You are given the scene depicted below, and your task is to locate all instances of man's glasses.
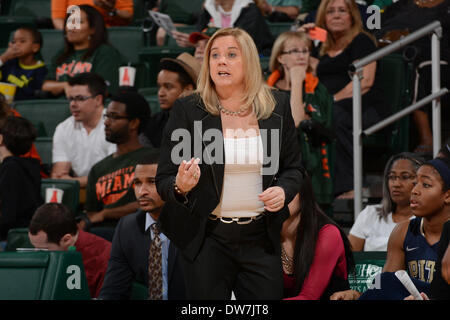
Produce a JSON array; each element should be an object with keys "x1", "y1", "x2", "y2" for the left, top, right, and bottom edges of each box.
[
  {"x1": 281, "y1": 48, "x2": 309, "y2": 56},
  {"x1": 103, "y1": 113, "x2": 131, "y2": 120},
  {"x1": 387, "y1": 174, "x2": 416, "y2": 182},
  {"x1": 67, "y1": 95, "x2": 95, "y2": 102}
]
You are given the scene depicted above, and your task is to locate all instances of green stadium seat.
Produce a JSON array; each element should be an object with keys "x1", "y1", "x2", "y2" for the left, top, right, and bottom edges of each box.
[
  {"x1": 13, "y1": 99, "x2": 71, "y2": 137},
  {"x1": 349, "y1": 251, "x2": 386, "y2": 293},
  {"x1": 159, "y1": 0, "x2": 204, "y2": 25},
  {"x1": 7, "y1": 0, "x2": 51, "y2": 19},
  {"x1": 38, "y1": 29, "x2": 64, "y2": 66},
  {"x1": 34, "y1": 137, "x2": 52, "y2": 167},
  {"x1": 138, "y1": 86, "x2": 158, "y2": 96},
  {"x1": 266, "y1": 22, "x2": 292, "y2": 38},
  {"x1": 108, "y1": 27, "x2": 146, "y2": 64},
  {"x1": 41, "y1": 179, "x2": 81, "y2": 216},
  {"x1": 0, "y1": 251, "x2": 91, "y2": 300},
  {"x1": 363, "y1": 53, "x2": 413, "y2": 161},
  {"x1": 138, "y1": 46, "x2": 193, "y2": 87},
  {"x1": 5, "y1": 228, "x2": 33, "y2": 252}
]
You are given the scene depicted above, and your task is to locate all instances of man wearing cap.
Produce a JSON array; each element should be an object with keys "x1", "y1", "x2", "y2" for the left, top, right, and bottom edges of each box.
[
  {"x1": 189, "y1": 31, "x2": 211, "y2": 61},
  {"x1": 143, "y1": 52, "x2": 201, "y2": 148},
  {"x1": 80, "y1": 90, "x2": 156, "y2": 241}
]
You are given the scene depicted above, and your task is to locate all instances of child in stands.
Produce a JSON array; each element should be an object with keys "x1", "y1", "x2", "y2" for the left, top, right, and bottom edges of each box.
[{"x1": 0, "y1": 27, "x2": 47, "y2": 100}]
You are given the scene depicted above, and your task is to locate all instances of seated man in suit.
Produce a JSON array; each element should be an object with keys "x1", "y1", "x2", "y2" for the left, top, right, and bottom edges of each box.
[{"x1": 99, "y1": 152, "x2": 185, "y2": 300}]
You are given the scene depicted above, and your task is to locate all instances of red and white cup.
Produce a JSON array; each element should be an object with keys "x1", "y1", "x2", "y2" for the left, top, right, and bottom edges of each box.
[
  {"x1": 119, "y1": 66, "x2": 136, "y2": 87},
  {"x1": 45, "y1": 187, "x2": 64, "y2": 203}
]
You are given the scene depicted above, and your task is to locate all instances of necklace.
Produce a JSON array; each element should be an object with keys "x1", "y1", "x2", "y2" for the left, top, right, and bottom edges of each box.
[
  {"x1": 218, "y1": 104, "x2": 251, "y2": 116},
  {"x1": 281, "y1": 245, "x2": 294, "y2": 275}
]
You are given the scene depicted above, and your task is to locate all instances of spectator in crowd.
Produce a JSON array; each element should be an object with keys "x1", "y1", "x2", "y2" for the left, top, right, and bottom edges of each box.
[
  {"x1": 143, "y1": 52, "x2": 201, "y2": 148},
  {"x1": 372, "y1": 0, "x2": 450, "y2": 156},
  {"x1": 99, "y1": 154, "x2": 185, "y2": 300},
  {"x1": 188, "y1": 29, "x2": 215, "y2": 61},
  {"x1": 0, "y1": 116, "x2": 42, "y2": 246},
  {"x1": 255, "y1": 0, "x2": 301, "y2": 21},
  {"x1": 81, "y1": 90, "x2": 155, "y2": 242},
  {"x1": 172, "y1": 0, "x2": 274, "y2": 56},
  {"x1": 332, "y1": 157, "x2": 450, "y2": 300},
  {"x1": 349, "y1": 152, "x2": 425, "y2": 251},
  {"x1": 0, "y1": 27, "x2": 47, "y2": 100},
  {"x1": 43, "y1": 5, "x2": 123, "y2": 97},
  {"x1": 51, "y1": 0, "x2": 134, "y2": 29},
  {"x1": 267, "y1": 30, "x2": 334, "y2": 208},
  {"x1": 0, "y1": 93, "x2": 46, "y2": 177},
  {"x1": 156, "y1": 27, "x2": 302, "y2": 299},
  {"x1": 299, "y1": 0, "x2": 386, "y2": 199},
  {"x1": 28, "y1": 203, "x2": 111, "y2": 298},
  {"x1": 282, "y1": 168, "x2": 355, "y2": 299},
  {"x1": 51, "y1": 73, "x2": 116, "y2": 188}
]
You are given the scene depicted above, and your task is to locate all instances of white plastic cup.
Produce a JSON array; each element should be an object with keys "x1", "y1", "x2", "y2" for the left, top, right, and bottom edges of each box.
[
  {"x1": 45, "y1": 187, "x2": 64, "y2": 203},
  {"x1": 119, "y1": 66, "x2": 136, "y2": 87}
]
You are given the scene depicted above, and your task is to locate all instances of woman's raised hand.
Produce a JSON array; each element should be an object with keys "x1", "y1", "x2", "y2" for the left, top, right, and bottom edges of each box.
[{"x1": 175, "y1": 157, "x2": 201, "y2": 194}]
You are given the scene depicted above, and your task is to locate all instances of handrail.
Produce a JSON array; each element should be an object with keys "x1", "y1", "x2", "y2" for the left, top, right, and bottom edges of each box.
[{"x1": 349, "y1": 21, "x2": 447, "y2": 219}]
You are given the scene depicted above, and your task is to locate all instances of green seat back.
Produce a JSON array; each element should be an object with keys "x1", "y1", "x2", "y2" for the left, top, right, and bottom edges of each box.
[
  {"x1": 34, "y1": 137, "x2": 52, "y2": 167},
  {"x1": 138, "y1": 88, "x2": 160, "y2": 114},
  {"x1": 41, "y1": 179, "x2": 80, "y2": 215},
  {"x1": 0, "y1": 251, "x2": 91, "y2": 300},
  {"x1": 349, "y1": 251, "x2": 386, "y2": 293},
  {"x1": 13, "y1": 99, "x2": 71, "y2": 137},
  {"x1": 7, "y1": 0, "x2": 51, "y2": 19},
  {"x1": 363, "y1": 54, "x2": 413, "y2": 155},
  {"x1": 138, "y1": 46, "x2": 193, "y2": 87},
  {"x1": 132, "y1": 0, "x2": 147, "y2": 23},
  {"x1": 0, "y1": 16, "x2": 36, "y2": 48},
  {"x1": 38, "y1": 29, "x2": 64, "y2": 66},
  {"x1": 108, "y1": 27, "x2": 146, "y2": 64},
  {"x1": 266, "y1": 22, "x2": 291, "y2": 38},
  {"x1": 5, "y1": 228, "x2": 33, "y2": 252},
  {"x1": 159, "y1": 0, "x2": 204, "y2": 25}
]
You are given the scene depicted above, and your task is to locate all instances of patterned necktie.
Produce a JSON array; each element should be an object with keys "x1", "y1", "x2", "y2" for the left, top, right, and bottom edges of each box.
[{"x1": 148, "y1": 223, "x2": 163, "y2": 300}]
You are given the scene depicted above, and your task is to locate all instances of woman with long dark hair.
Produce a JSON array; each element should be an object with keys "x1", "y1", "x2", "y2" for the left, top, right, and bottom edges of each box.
[
  {"x1": 42, "y1": 5, "x2": 123, "y2": 97},
  {"x1": 281, "y1": 168, "x2": 355, "y2": 299}
]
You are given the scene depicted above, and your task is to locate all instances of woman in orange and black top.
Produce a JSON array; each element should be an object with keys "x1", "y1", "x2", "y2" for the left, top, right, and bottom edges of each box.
[{"x1": 267, "y1": 30, "x2": 335, "y2": 208}]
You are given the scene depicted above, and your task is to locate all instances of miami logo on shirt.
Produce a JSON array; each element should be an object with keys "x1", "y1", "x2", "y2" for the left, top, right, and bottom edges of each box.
[
  {"x1": 56, "y1": 60, "x2": 92, "y2": 80},
  {"x1": 96, "y1": 166, "x2": 135, "y2": 205}
]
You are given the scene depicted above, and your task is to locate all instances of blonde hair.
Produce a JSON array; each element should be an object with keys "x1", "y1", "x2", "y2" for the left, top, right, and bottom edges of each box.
[
  {"x1": 316, "y1": 0, "x2": 375, "y2": 56},
  {"x1": 196, "y1": 27, "x2": 275, "y2": 120},
  {"x1": 269, "y1": 30, "x2": 313, "y2": 77}
]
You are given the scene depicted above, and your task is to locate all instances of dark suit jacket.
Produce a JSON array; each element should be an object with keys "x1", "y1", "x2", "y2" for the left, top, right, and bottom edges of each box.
[
  {"x1": 156, "y1": 91, "x2": 303, "y2": 261},
  {"x1": 98, "y1": 210, "x2": 185, "y2": 300}
]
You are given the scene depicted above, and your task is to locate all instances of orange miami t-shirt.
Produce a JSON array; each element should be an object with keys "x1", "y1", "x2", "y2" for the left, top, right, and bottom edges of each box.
[{"x1": 85, "y1": 147, "x2": 156, "y2": 223}]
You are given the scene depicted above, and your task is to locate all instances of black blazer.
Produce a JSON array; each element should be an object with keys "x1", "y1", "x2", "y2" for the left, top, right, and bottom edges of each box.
[
  {"x1": 98, "y1": 210, "x2": 185, "y2": 300},
  {"x1": 156, "y1": 91, "x2": 303, "y2": 261}
]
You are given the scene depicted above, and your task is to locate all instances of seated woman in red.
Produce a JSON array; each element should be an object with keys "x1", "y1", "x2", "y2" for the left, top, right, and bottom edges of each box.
[{"x1": 281, "y1": 168, "x2": 355, "y2": 300}]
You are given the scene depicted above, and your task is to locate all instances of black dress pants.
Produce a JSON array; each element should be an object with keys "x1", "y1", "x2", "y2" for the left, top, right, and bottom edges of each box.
[{"x1": 180, "y1": 218, "x2": 283, "y2": 300}]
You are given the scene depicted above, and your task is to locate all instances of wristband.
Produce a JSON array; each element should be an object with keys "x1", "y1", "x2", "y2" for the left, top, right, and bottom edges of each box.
[
  {"x1": 75, "y1": 214, "x2": 92, "y2": 231},
  {"x1": 173, "y1": 179, "x2": 189, "y2": 204},
  {"x1": 0, "y1": 58, "x2": 3, "y2": 67}
]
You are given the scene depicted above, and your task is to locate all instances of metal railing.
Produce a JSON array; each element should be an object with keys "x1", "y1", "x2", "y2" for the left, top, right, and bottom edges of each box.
[{"x1": 350, "y1": 20, "x2": 449, "y2": 218}]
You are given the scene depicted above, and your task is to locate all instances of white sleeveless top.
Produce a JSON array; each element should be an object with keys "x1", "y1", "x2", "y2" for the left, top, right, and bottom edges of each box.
[{"x1": 212, "y1": 136, "x2": 265, "y2": 218}]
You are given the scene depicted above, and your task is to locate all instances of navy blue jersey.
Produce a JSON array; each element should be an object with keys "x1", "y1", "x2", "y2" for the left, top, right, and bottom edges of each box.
[
  {"x1": 0, "y1": 58, "x2": 47, "y2": 100},
  {"x1": 403, "y1": 217, "x2": 439, "y2": 283}
]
